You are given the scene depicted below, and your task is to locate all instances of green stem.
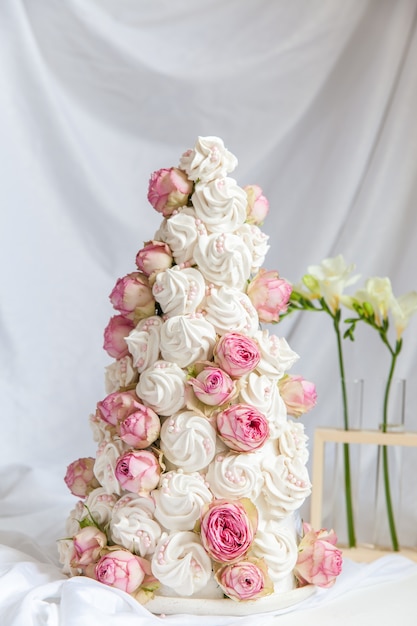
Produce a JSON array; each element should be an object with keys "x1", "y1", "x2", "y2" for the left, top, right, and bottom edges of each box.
[
  {"x1": 381, "y1": 350, "x2": 400, "y2": 551},
  {"x1": 334, "y1": 315, "x2": 356, "y2": 548}
]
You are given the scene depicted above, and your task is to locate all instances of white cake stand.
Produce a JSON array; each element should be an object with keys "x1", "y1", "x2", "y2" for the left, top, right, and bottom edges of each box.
[{"x1": 146, "y1": 585, "x2": 315, "y2": 616}]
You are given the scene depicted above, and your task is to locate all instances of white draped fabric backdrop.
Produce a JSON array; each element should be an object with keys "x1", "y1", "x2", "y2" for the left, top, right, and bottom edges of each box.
[{"x1": 1, "y1": 0, "x2": 417, "y2": 623}]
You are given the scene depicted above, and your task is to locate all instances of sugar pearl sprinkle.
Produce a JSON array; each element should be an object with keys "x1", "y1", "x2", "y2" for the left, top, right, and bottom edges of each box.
[
  {"x1": 215, "y1": 233, "x2": 225, "y2": 254},
  {"x1": 194, "y1": 218, "x2": 206, "y2": 236},
  {"x1": 287, "y1": 472, "x2": 307, "y2": 489}
]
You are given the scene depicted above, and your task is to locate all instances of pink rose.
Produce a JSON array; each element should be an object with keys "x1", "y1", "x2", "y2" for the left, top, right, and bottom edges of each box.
[
  {"x1": 247, "y1": 269, "x2": 292, "y2": 323},
  {"x1": 278, "y1": 375, "x2": 317, "y2": 417},
  {"x1": 115, "y1": 450, "x2": 161, "y2": 495},
  {"x1": 199, "y1": 498, "x2": 258, "y2": 563},
  {"x1": 64, "y1": 457, "x2": 100, "y2": 498},
  {"x1": 96, "y1": 391, "x2": 139, "y2": 426},
  {"x1": 214, "y1": 333, "x2": 260, "y2": 378},
  {"x1": 119, "y1": 405, "x2": 161, "y2": 448},
  {"x1": 72, "y1": 526, "x2": 107, "y2": 568},
  {"x1": 244, "y1": 185, "x2": 269, "y2": 225},
  {"x1": 103, "y1": 315, "x2": 135, "y2": 360},
  {"x1": 295, "y1": 523, "x2": 342, "y2": 588},
  {"x1": 216, "y1": 404, "x2": 269, "y2": 452},
  {"x1": 135, "y1": 241, "x2": 173, "y2": 281},
  {"x1": 95, "y1": 549, "x2": 151, "y2": 594},
  {"x1": 109, "y1": 272, "x2": 155, "y2": 321},
  {"x1": 187, "y1": 366, "x2": 236, "y2": 406},
  {"x1": 215, "y1": 557, "x2": 273, "y2": 601},
  {"x1": 147, "y1": 167, "x2": 193, "y2": 217}
]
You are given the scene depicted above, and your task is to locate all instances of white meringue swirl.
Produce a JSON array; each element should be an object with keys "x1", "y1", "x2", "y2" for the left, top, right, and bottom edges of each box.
[
  {"x1": 153, "y1": 266, "x2": 206, "y2": 318},
  {"x1": 160, "y1": 411, "x2": 217, "y2": 472},
  {"x1": 155, "y1": 207, "x2": 206, "y2": 267},
  {"x1": 160, "y1": 314, "x2": 216, "y2": 368},
  {"x1": 152, "y1": 531, "x2": 213, "y2": 596},
  {"x1": 136, "y1": 360, "x2": 186, "y2": 416},
  {"x1": 254, "y1": 330, "x2": 300, "y2": 379},
  {"x1": 202, "y1": 285, "x2": 259, "y2": 336},
  {"x1": 239, "y1": 371, "x2": 287, "y2": 439},
  {"x1": 205, "y1": 451, "x2": 263, "y2": 500},
  {"x1": 278, "y1": 420, "x2": 309, "y2": 464},
  {"x1": 261, "y1": 454, "x2": 311, "y2": 519},
  {"x1": 193, "y1": 232, "x2": 252, "y2": 290},
  {"x1": 236, "y1": 223, "x2": 270, "y2": 274},
  {"x1": 110, "y1": 493, "x2": 162, "y2": 557},
  {"x1": 126, "y1": 316, "x2": 163, "y2": 373},
  {"x1": 191, "y1": 178, "x2": 247, "y2": 233},
  {"x1": 179, "y1": 136, "x2": 238, "y2": 183},
  {"x1": 152, "y1": 470, "x2": 213, "y2": 531}
]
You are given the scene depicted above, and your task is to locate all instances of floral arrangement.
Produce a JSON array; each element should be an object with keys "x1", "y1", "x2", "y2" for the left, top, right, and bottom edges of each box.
[
  {"x1": 59, "y1": 136, "x2": 342, "y2": 604},
  {"x1": 286, "y1": 255, "x2": 417, "y2": 550}
]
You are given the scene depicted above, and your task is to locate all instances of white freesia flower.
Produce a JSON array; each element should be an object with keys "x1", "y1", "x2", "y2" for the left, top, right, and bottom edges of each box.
[
  {"x1": 391, "y1": 291, "x2": 417, "y2": 338},
  {"x1": 305, "y1": 254, "x2": 360, "y2": 314},
  {"x1": 351, "y1": 276, "x2": 394, "y2": 326}
]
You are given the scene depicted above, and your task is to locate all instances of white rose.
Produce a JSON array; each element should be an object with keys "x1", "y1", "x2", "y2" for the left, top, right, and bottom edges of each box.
[
  {"x1": 261, "y1": 455, "x2": 311, "y2": 519},
  {"x1": 254, "y1": 329, "x2": 299, "y2": 379},
  {"x1": 191, "y1": 178, "x2": 247, "y2": 233},
  {"x1": 178, "y1": 136, "x2": 238, "y2": 183},
  {"x1": 160, "y1": 411, "x2": 217, "y2": 472},
  {"x1": 152, "y1": 470, "x2": 213, "y2": 531},
  {"x1": 239, "y1": 371, "x2": 287, "y2": 439},
  {"x1": 205, "y1": 451, "x2": 263, "y2": 500},
  {"x1": 236, "y1": 223, "x2": 270, "y2": 274},
  {"x1": 104, "y1": 356, "x2": 138, "y2": 394},
  {"x1": 152, "y1": 266, "x2": 206, "y2": 318},
  {"x1": 193, "y1": 232, "x2": 252, "y2": 290},
  {"x1": 110, "y1": 493, "x2": 162, "y2": 557},
  {"x1": 160, "y1": 314, "x2": 216, "y2": 368},
  {"x1": 136, "y1": 360, "x2": 186, "y2": 417},
  {"x1": 203, "y1": 285, "x2": 259, "y2": 336},
  {"x1": 155, "y1": 207, "x2": 206, "y2": 267},
  {"x1": 93, "y1": 440, "x2": 128, "y2": 496},
  {"x1": 126, "y1": 315, "x2": 163, "y2": 373}
]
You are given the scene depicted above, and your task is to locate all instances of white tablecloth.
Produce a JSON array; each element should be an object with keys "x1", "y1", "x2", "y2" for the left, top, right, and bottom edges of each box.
[{"x1": 1, "y1": 466, "x2": 417, "y2": 626}]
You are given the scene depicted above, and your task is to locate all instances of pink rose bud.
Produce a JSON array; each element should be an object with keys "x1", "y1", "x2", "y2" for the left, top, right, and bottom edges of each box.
[
  {"x1": 94, "y1": 549, "x2": 151, "y2": 594},
  {"x1": 109, "y1": 272, "x2": 155, "y2": 321},
  {"x1": 103, "y1": 315, "x2": 135, "y2": 360},
  {"x1": 119, "y1": 405, "x2": 161, "y2": 448},
  {"x1": 187, "y1": 366, "x2": 236, "y2": 406},
  {"x1": 147, "y1": 167, "x2": 193, "y2": 217},
  {"x1": 215, "y1": 557, "x2": 274, "y2": 601},
  {"x1": 295, "y1": 522, "x2": 342, "y2": 588},
  {"x1": 96, "y1": 391, "x2": 139, "y2": 426},
  {"x1": 115, "y1": 450, "x2": 161, "y2": 495},
  {"x1": 278, "y1": 375, "x2": 317, "y2": 417},
  {"x1": 244, "y1": 184, "x2": 269, "y2": 225},
  {"x1": 247, "y1": 269, "x2": 292, "y2": 323},
  {"x1": 64, "y1": 457, "x2": 100, "y2": 498},
  {"x1": 135, "y1": 240, "x2": 173, "y2": 281},
  {"x1": 214, "y1": 333, "x2": 260, "y2": 378},
  {"x1": 200, "y1": 498, "x2": 258, "y2": 563},
  {"x1": 71, "y1": 526, "x2": 107, "y2": 568},
  {"x1": 216, "y1": 404, "x2": 269, "y2": 452}
]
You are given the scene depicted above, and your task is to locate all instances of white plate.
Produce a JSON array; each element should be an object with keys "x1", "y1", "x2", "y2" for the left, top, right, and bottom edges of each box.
[{"x1": 146, "y1": 585, "x2": 316, "y2": 616}]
